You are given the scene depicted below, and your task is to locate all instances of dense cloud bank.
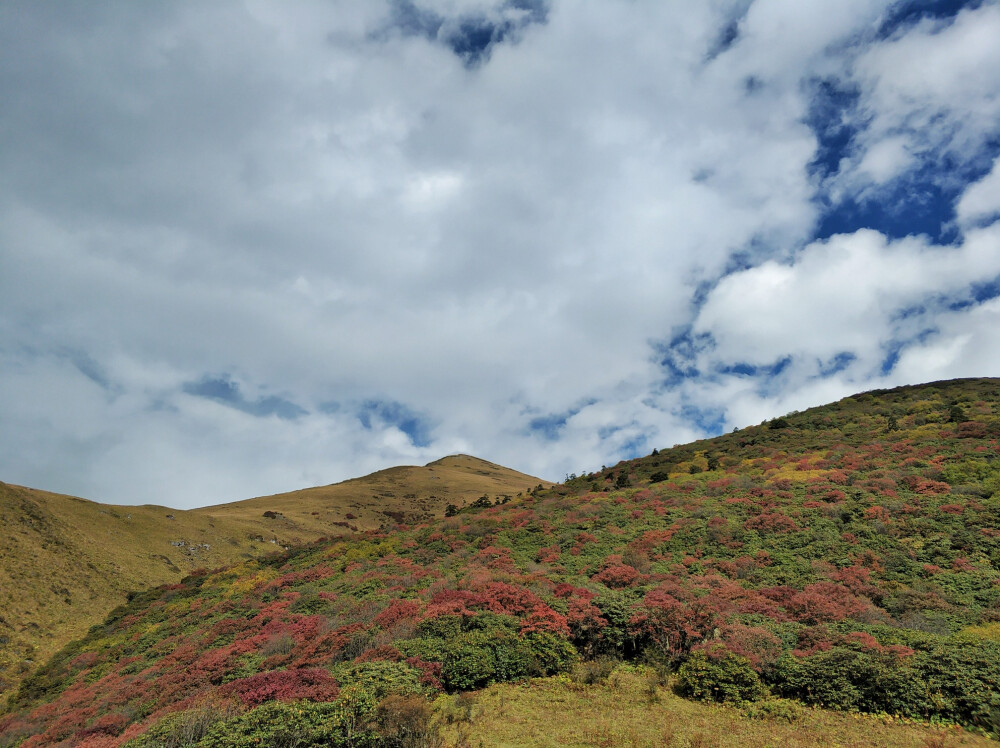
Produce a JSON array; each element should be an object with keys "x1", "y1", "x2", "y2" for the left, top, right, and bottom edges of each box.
[{"x1": 1, "y1": 0, "x2": 998, "y2": 507}]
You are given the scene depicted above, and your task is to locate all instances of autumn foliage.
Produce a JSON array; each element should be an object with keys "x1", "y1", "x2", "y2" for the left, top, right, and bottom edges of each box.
[{"x1": 4, "y1": 378, "x2": 1000, "y2": 744}]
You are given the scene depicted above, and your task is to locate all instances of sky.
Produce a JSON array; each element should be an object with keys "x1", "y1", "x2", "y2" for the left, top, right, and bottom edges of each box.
[{"x1": 2, "y1": 0, "x2": 1000, "y2": 509}]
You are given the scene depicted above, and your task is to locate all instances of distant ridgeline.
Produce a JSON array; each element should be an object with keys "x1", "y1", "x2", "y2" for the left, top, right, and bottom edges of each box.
[{"x1": 2, "y1": 378, "x2": 999, "y2": 745}]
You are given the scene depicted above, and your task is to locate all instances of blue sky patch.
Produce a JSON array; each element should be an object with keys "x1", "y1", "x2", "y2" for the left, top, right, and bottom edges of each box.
[
  {"x1": 64, "y1": 350, "x2": 114, "y2": 392},
  {"x1": 183, "y1": 375, "x2": 307, "y2": 420},
  {"x1": 528, "y1": 398, "x2": 596, "y2": 441},
  {"x1": 876, "y1": 0, "x2": 985, "y2": 40},
  {"x1": 679, "y1": 403, "x2": 727, "y2": 436},
  {"x1": 653, "y1": 327, "x2": 714, "y2": 388},
  {"x1": 618, "y1": 434, "x2": 648, "y2": 460},
  {"x1": 357, "y1": 398, "x2": 433, "y2": 447},
  {"x1": 815, "y1": 166, "x2": 963, "y2": 244},
  {"x1": 818, "y1": 351, "x2": 857, "y2": 377},
  {"x1": 383, "y1": 0, "x2": 548, "y2": 67},
  {"x1": 971, "y1": 275, "x2": 1000, "y2": 304},
  {"x1": 717, "y1": 355, "x2": 791, "y2": 379},
  {"x1": 805, "y1": 78, "x2": 862, "y2": 181},
  {"x1": 879, "y1": 327, "x2": 939, "y2": 375}
]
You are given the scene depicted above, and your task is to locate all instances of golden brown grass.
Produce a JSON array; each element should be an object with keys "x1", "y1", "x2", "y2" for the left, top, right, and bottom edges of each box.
[
  {"x1": 433, "y1": 668, "x2": 994, "y2": 748},
  {"x1": 195, "y1": 454, "x2": 546, "y2": 538},
  {"x1": 0, "y1": 455, "x2": 546, "y2": 701}
]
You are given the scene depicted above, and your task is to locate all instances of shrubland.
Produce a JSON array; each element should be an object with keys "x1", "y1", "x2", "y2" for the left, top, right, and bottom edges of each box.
[{"x1": 1, "y1": 378, "x2": 999, "y2": 746}]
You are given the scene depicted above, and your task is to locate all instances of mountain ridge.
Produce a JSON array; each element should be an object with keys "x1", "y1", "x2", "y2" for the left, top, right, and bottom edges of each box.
[
  {"x1": 3, "y1": 378, "x2": 1000, "y2": 745},
  {"x1": 0, "y1": 455, "x2": 547, "y2": 700}
]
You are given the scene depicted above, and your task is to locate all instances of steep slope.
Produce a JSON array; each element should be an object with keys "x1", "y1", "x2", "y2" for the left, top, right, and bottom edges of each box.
[
  {"x1": 0, "y1": 456, "x2": 546, "y2": 700},
  {"x1": 2, "y1": 379, "x2": 999, "y2": 746}
]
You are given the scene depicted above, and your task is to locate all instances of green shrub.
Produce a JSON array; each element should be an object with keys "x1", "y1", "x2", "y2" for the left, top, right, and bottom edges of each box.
[
  {"x1": 770, "y1": 648, "x2": 920, "y2": 715},
  {"x1": 331, "y1": 661, "x2": 425, "y2": 700},
  {"x1": 676, "y1": 649, "x2": 768, "y2": 705},
  {"x1": 523, "y1": 631, "x2": 577, "y2": 675},
  {"x1": 124, "y1": 702, "x2": 237, "y2": 748},
  {"x1": 571, "y1": 656, "x2": 619, "y2": 685},
  {"x1": 441, "y1": 630, "x2": 506, "y2": 690},
  {"x1": 196, "y1": 696, "x2": 378, "y2": 748},
  {"x1": 440, "y1": 628, "x2": 575, "y2": 691},
  {"x1": 915, "y1": 638, "x2": 1000, "y2": 733}
]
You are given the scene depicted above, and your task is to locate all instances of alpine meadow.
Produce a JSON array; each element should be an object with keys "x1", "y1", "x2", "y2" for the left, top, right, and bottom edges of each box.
[
  {"x1": 3, "y1": 1, "x2": 1000, "y2": 746},
  {"x1": 2, "y1": 379, "x2": 1000, "y2": 746}
]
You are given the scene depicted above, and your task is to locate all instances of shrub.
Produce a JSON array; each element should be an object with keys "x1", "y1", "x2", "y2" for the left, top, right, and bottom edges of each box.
[
  {"x1": 124, "y1": 701, "x2": 238, "y2": 748},
  {"x1": 222, "y1": 667, "x2": 339, "y2": 707},
  {"x1": 676, "y1": 649, "x2": 768, "y2": 704},
  {"x1": 915, "y1": 638, "x2": 1000, "y2": 732},
  {"x1": 571, "y1": 657, "x2": 619, "y2": 685},
  {"x1": 770, "y1": 648, "x2": 920, "y2": 715},
  {"x1": 331, "y1": 660, "x2": 425, "y2": 701},
  {"x1": 523, "y1": 631, "x2": 577, "y2": 676},
  {"x1": 196, "y1": 699, "x2": 376, "y2": 748},
  {"x1": 374, "y1": 694, "x2": 434, "y2": 748}
]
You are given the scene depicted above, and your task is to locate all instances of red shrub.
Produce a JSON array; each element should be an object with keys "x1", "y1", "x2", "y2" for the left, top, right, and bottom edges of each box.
[
  {"x1": 952, "y1": 556, "x2": 974, "y2": 572},
  {"x1": 865, "y1": 506, "x2": 891, "y2": 523},
  {"x1": 957, "y1": 421, "x2": 987, "y2": 438},
  {"x1": 901, "y1": 476, "x2": 950, "y2": 494},
  {"x1": 223, "y1": 668, "x2": 339, "y2": 707},
  {"x1": 479, "y1": 582, "x2": 543, "y2": 616},
  {"x1": 374, "y1": 600, "x2": 420, "y2": 629},
  {"x1": 295, "y1": 622, "x2": 366, "y2": 666},
  {"x1": 405, "y1": 657, "x2": 443, "y2": 691},
  {"x1": 827, "y1": 470, "x2": 849, "y2": 485},
  {"x1": 566, "y1": 597, "x2": 607, "y2": 645},
  {"x1": 629, "y1": 527, "x2": 678, "y2": 554},
  {"x1": 785, "y1": 583, "x2": 866, "y2": 624},
  {"x1": 569, "y1": 532, "x2": 598, "y2": 555},
  {"x1": 710, "y1": 624, "x2": 783, "y2": 670},
  {"x1": 630, "y1": 586, "x2": 718, "y2": 659},
  {"x1": 77, "y1": 714, "x2": 128, "y2": 738},
  {"x1": 520, "y1": 604, "x2": 570, "y2": 636},
  {"x1": 536, "y1": 545, "x2": 562, "y2": 564},
  {"x1": 792, "y1": 626, "x2": 837, "y2": 657},
  {"x1": 355, "y1": 646, "x2": 403, "y2": 663},
  {"x1": 744, "y1": 512, "x2": 798, "y2": 534},
  {"x1": 425, "y1": 589, "x2": 483, "y2": 618},
  {"x1": 592, "y1": 564, "x2": 640, "y2": 589},
  {"x1": 831, "y1": 565, "x2": 877, "y2": 597}
]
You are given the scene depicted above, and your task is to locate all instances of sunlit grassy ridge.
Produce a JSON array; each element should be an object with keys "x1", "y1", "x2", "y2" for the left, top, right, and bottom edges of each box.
[
  {"x1": 0, "y1": 456, "x2": 545, "y2": 701},
  {"x1": 1, "y1": 378, "x2": 999, "y2": 746}
]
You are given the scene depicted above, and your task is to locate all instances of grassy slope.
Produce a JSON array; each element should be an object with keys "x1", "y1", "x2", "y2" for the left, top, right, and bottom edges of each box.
[
  {"x1": 2, "y1": 378, "x2": 999, "y2": 746},
  {"x1": 442, "y1": 668, "x2": 993, "y2": 747},
  {"x1": 195, "y1": 454, "x2": 545, "y2": 539},
  {"x1": 0, "y1": 456, "x2": 546, "y2": 698}
]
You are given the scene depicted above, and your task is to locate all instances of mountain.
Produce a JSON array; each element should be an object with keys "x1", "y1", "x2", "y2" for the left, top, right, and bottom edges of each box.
[
  {"x1": 0, "y1": 456, "x2": 546, "y2": 700},
  {"x1": 2, "y1": 379, "x2": 999, "y2": 746},
  {"x1": 193, "y1": 454, "x2": 545, "y2": 537}
]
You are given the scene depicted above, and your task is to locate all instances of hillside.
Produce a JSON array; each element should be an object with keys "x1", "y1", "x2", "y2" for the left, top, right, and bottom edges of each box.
[
  {"x1": 2, "y1": 378, "x2": 999, "y2": 746},
  {"x1": 194, "y1": 454, "x2": 545, "y2": 537},
  {"x1": 0, "y1": 456, "x2": 545, "y2": 701}
]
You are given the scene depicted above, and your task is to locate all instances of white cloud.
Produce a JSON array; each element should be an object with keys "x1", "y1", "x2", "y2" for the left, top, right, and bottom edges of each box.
[
  {"x1": 838, "y1": 2, "x2": 1000, "y2": 191},
  {"x1": 1, "y1": 1, "x2": 999, "y2": 507},
  {"x1": 693, "y1": 226, "x2": 1000, "y2": 370},
  {"x1": 855, "y1": 136, "x2": 912, "y2": 183},
  {"x1": 957, "y1": 155, "x2": 1000, "y2": 227}
]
